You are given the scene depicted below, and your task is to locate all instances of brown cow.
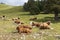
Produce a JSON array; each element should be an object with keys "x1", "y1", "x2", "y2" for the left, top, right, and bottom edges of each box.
[
  {"x1": 16, "y1": 24, "x2": 32, "y2": 34},
  {"x1": 14, "y1": 19, "x2": 24, "y2": 24},
  {"x1": 30, "y1": 21, "x2": 41, "y2": 27},
  {"x1": 23, "y1": 25, "x2": 32, "y2": 29},
  {"x1": 39, "y1": 21, "x2": 53, "y2": 29},
  {"x1": 39, "y1": 23, "x2": 51, "y2": 29},
  {"x1": 14, "y1": 20, "x2": 20, "y2": 24},
  {"x1": 12, "y1": 17, "x2": 20, "y2": 21},
  {"x1": 30, "y1": 21, "x2": 53, "y2": 29},
  {"x1": 18, "y1": 24, "x2": 32, "y2": 29},
  {"x1": 29, "y1": 17, "x2": 37, "y2": 20}
]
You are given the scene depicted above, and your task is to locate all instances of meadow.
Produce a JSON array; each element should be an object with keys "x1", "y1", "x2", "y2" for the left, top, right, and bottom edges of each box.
[{"x1": 0, "y1": 4, "x2": 60, "y2": 40}]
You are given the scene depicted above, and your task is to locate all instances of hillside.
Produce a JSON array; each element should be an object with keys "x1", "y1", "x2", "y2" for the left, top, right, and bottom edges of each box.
[
  {"x1": 0, "y1": 4, "x2": 60, "y2": 40},
  {"x1": 0, "y1": 4, "x2": 13, "y2": 10},
  {"x1": 0, "y1": 4, "x2": 23, "y2": 13}
]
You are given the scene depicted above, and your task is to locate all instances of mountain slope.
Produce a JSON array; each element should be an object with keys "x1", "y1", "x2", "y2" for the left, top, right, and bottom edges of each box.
[
  {"x1": 0, "y1": 4, "x2": 13, "y2": 10},
  {"x1": 0, "y1": 4, "x2": 23, "y2": 13}
]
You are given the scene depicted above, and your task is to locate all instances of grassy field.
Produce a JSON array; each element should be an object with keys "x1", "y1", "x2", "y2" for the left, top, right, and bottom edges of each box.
[{"x1": 0, "y1": 4, "x2": 60, "y2": 40}]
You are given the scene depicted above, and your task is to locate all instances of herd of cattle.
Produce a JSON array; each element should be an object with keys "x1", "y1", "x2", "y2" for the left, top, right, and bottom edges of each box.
[{"x1": 0, "y1": 15, "x2": 54, "y2": 34}]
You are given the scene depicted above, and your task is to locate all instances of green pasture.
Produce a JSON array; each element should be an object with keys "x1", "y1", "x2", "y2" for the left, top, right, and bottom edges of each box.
[{"x1": 0, "y1": 4, "x2": 60, "y2": 40}]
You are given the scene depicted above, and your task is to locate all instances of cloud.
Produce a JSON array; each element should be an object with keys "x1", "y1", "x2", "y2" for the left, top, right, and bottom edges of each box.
[{"x1": 0, "y1": 0, "x2": 28, "y2": 6}]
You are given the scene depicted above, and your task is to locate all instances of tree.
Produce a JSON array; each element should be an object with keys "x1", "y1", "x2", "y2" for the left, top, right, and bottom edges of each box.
[
  {"x1": 53, "y1": 7, "x2": 59, "y2": 20},
  {"x1": 42, "y1": 0, "x2": 60, "y2": 20},
  {"x1": 23, "y1": 3, "x2": 28, "y2": 11},
  {"x1": 29, "y1": 6, "x2": 40, "y2": 15},
  {"x1": 52, "y1": 6, "x2": 60, "y2": 20},
  {"x1": 23, "y1": 0, "x2": 40, "y2": 15},
  {"x1": 51, "y1": 0, "x2": 60, "y2": 20}
]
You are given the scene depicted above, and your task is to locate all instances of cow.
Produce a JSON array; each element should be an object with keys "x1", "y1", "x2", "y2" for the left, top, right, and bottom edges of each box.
[
  {"x1": 12, "y1": 17, "x2": 20, "y2": 21},
  {"x1": 13, "y1": 18, "x2": 24, "y2": 24},
  {"x1": 39, "y1": 21, "x2": 53, "y2": 29},
  {"x1": 29, "y1": 17, "x2": 37, "y2": 20},
  {"x1": 2, "y1": 15, "x2": 6, "y2": 20},
  {"x1": 30, "y1": 21, "x2": 41, "y2": 27},
  {"x1": 16, "y1": 24, "x2": 32, "y2": 34},
  {"x1": 30, "y1": 21, "x2": 53, "y2": 29},
  {"x1": 14, "y1": 20, "x2": 20, "y2": 24}
]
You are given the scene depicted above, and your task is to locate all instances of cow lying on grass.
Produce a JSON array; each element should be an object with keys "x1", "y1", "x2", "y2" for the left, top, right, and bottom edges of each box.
[
  {"x1": 39, "y1": 21, "x2": 53, "y2": 29},
  {"x1": 14, "y1": 20, "x2": 20, "y2": 24},
  {"x1": 14, "y1": 20, "x2": 24, "y2": 24},
  {"x1": 29, "y1": 17, "x2": 37, "y2": 20},
  {"x1": 30, "y1": 21, "x2": 41, "y2": 27},
  {"x1": 12, "y1": 17, "x2": 24, "y2": 24},
  {"x1": 16, "y1": 24, "x2": 32, "y2": 34},
  {"x1": 30, "y1": 21, "x2": 53, "y2": 29},
  {"x1": 0, "y1": 15, "x2": 6, "y2": 20},
  {"x1": 12, "y1": 17, "x2": 20, "y2": 21}
]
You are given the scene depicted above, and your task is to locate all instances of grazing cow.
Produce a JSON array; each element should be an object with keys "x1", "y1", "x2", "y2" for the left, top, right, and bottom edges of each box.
[
  {"x1": 16, "y1": 24, "x2": 32, "y2": 34},
  {"x1": 30, "y1": 17, "x2": 37, "y2": 20}
]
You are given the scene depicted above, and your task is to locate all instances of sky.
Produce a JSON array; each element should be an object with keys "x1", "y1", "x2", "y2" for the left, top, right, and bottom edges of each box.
[{"x1": 0, "y1": 0, "x2": 28, "y2": 6}]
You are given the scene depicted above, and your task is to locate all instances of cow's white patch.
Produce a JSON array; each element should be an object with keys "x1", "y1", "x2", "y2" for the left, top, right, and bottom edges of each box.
[{"x1": 30, "y1": 21, "x2": 33, "y2": 25}]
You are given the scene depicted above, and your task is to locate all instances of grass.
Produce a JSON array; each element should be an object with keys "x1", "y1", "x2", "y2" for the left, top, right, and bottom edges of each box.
[{"x1": 0, "y1": 4, "x2": 60, "y2": 40}]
